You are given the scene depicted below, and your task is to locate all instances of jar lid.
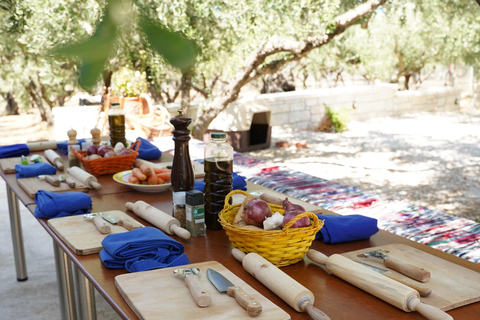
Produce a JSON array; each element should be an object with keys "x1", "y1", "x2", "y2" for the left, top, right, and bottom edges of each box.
[
  {"x1": 211, "y1": 132, "x2": 226, "y2": 139},
  {"x1": 172, "y1": 191, "x2": 186, "y2": 205}
]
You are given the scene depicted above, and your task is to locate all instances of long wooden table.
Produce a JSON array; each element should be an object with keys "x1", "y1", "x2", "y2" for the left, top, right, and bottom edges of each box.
[{"x1": 2, "y1": 152, "x2": 480, "y2": 320}]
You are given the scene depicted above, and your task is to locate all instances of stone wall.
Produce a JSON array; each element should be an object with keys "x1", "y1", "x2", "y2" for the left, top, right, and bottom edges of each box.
[{"x1": 204, "y1": 84, "x2": 462, "y2": 131}]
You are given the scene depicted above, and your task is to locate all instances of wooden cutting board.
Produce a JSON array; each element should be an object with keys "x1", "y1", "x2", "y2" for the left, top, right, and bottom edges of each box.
[
  {"x1": 341, "y1": 243, "x2": 480, "y2": 311},
  {"x1": 48, "y1": 210, "x2": 144, "y2": 255},
  {"x1": 18, "y1": 173, "x2": 88, "y2": 198},
  {"x1": 115, "y1": 261, "x2": 290, "y2": 320},
  {"x1": 0, "y1": 155, "x2": 48, "y2": 173}
]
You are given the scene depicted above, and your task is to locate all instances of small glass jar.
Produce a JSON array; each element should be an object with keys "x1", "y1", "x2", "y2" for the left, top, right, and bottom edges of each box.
[{"x1": 172, "y1": 191, "x2": 186, "y2": 228}]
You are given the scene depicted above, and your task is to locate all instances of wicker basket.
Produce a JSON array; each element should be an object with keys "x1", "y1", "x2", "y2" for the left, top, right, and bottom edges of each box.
[
  {"x1": 69, "y1": 139, "x2": 141, "y2": 176},
  {"x1": 219, "y1": 190, "x2": 323, "y2": 267}
]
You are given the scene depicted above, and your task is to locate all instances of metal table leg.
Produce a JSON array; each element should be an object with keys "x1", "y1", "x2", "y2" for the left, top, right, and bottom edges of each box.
[
  {"x1": 54, "y1": 241, "x2": 78, "y2": 320},
  {"x1": 74, "y1": 267, "x2": 97, "y2": 320},
  {"x1": 6, "y1": 184, "x2": 28, "y2": 281}
]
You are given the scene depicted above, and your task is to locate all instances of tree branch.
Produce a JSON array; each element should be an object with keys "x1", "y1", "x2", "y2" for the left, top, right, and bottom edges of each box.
[{"x1": 192, "y1": 0, "x2": 388, "y2": 139}]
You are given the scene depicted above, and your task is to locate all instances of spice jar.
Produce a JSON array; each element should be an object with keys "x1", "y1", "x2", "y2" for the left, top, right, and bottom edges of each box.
[
  {"x1": 186, "y1": 190, "x2": 205, "y2": 237},
  {"x1": 172, "y1": 191, "x2": 186, "y2": 229}
]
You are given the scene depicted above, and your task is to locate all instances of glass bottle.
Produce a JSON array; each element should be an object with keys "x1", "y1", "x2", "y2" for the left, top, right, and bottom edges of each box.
[
  {"x1": 172, "y1": 191, "x2": 186, "y2": 229},
  {"x1": 204, "y1": 132, "x2": 233, "y2": 230},
  {"x1": 170, "y1": 109, "x2": 195, "y2": 192},
  {"x1": 108, "y1": 102, "x2": 126, "y2": 147}
]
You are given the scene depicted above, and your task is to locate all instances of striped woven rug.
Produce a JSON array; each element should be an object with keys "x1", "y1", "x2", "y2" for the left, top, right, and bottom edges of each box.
[{"x1": 232, "y1": 153, "x2": 480, "y2": 264}]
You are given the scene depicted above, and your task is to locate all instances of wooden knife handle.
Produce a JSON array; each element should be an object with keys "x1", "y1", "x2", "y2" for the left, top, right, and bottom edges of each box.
[
  {"x1": 118, "y1": 219, "x2": 142, "y2": 231},
  {"x1": 383, "y1": 272, "x2": 432, "y2": 297},
  {"x1": 185, "y1": 275, "x2": 211, "y2": 308},
  {"x1": 384, "y1": 256, "x2": 431, "y2": 283},
  {"x1": 93, "y1": 216, "x2": 111, "y2": 234},
  {"x1": 65, "y1": 177, "x2": 76, "y2": 188},
  {"x1": 45, "y1": 175, "x2": 60, "y2": 187},
  {"x1": 227, "y1": 286, "x2": 262, "y2": 317},
  {"x1": 407, "y1": 297, "x2": 453, "y2": 320}
]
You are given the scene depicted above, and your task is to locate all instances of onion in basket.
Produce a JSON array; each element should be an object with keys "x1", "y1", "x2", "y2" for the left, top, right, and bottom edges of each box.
[
  {"x1": 244, "y1": 199, "x2": 273, "y2": 227},
  {"x1": 282, "y1": 198, "x2": 310, "y2": 228}
]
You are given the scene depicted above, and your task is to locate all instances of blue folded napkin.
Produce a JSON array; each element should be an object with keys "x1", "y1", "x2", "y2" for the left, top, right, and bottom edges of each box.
[
  {"x1": 100, "y1": 227, "x2": 190, "y2": 272},
  {"x1": 194, "y1": 172, "x2": 247, "y2": 192},
  {"x1": 136, "y1": 137, "x2": 162, "y2": 160},
  {"x1": 315, "y1": 214, "x2": 379, "y2": 244},
  {"x1": 0, "y1": 143, "x2": 30, "y2": 158},
  {"x1": 56, "y1": 139, "x2": 86, "y2": 154},
  {"x1": 15, "y1": 162, "x2": 57, "y2": 179},
  {"x1": 34, "y1": 190, "x2": 92, "y2": 219}
]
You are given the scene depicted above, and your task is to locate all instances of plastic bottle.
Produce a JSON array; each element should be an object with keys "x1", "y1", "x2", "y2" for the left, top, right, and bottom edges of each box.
[
  {"x1": 204, "y1": 132, "x2": 233, "y2": 230},
  {"x1": 108, "y1": 102, "x2": 126, "y2": 147}
]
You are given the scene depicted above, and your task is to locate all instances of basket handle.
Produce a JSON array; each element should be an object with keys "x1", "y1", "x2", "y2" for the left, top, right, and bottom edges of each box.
[
  {"x1": 222, "y1": 189, "x2": 251, "y2": 211},
  {"x1": 129, "y1": 139, "x2": 142, "y2": 152},
  {"x1": 282, "y1": 211, "x2": 323, "y2": 234},
  {"x1": 69, "y1": 145, "x2": 83, "y2": 160}
]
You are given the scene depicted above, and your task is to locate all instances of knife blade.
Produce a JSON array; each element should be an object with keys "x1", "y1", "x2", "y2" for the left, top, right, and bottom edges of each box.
[
  {"x1": 355, "y1": 261, "x2": 432, "y2": 297},
  {"x1": 206, "y1": 268, "x2": 262, "y2": 317}
]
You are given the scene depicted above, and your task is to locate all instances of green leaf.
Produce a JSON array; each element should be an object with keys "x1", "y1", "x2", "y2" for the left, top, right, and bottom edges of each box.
[
  {"x1": 50, "y1": 7, "x2": 118, "y2": 91},
  {"x1": 138, "y1": 16, "x2": 198, "y2": 71}
]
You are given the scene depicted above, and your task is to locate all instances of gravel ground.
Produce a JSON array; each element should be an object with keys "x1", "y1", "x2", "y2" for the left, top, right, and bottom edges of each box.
[{"x1": 244, "y1": 110, "x2": 480, "y2": 222}]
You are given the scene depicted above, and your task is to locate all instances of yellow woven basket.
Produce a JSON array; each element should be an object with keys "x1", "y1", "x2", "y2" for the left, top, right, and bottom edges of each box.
[{"x1": 219, "y1": 190, "x2": 323, "y2": 267}]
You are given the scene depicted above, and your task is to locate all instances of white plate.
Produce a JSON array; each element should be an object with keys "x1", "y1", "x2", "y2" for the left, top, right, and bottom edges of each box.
[{"x1": 113, "y1": 170, "x2": 171, "y2": 193}]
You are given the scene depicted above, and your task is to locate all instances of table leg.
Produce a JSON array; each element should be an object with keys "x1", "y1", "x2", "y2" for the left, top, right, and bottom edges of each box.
[
  {"x1": 74, "y1": 266, "x2": 97, "y2": 320},
  {"x1": 54, "y1": 241, "x2": 78, "y2": 320},
  {"x1": 6, "y1": 184, "x2": 28, "y2": 281}
]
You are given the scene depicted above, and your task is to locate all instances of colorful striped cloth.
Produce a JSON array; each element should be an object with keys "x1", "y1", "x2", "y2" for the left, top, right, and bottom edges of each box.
[{"x1": 236, "y1": 162, "x2": 480, "y2": 264}]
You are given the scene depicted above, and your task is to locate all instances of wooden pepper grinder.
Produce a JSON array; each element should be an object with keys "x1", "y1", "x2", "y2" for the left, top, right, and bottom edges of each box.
[
  {"x1": 90, "y1": 127, "x2": 101, "y2": 147},
  {"x1": 67, "y1": 128, "x2": 81, "y2": 168},
  {"x1": 170, "y1": 109, "x2": 195, "y2": 192}
]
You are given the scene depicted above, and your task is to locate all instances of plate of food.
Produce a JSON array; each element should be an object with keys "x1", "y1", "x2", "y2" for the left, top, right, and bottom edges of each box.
[{"x1": 113, "y1": 170, "x2": 172, "y2": 193}]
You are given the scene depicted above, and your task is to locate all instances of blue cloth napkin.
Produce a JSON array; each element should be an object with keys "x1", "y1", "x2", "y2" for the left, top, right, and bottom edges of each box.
[
  {"x1": 100, "y1": 227, "x2": 190, "y2": 272},
  {"x1": 15, "y1": 162, "x2": 57, "y2": 179},
  {"x1": 315, "y1": 214, "x2": 379, "y2": 244},
  {"x1": 136, "y1": 137, "x2": 162, "y2": 160},
  {"x1": 0, "y1": 143, "x2": 30, "y2": 158},
  {"x1": 56, "y1": 139, "x2": 86, "y2": 154},
  {"x1": 34, "y1": 190, "x2": 92, "y2": 219},
  {"x1": 194, "y1": 172, "x2": 247, "y2": 192}
]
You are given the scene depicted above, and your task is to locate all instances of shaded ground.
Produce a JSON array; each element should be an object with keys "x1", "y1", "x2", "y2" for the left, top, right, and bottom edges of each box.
[{"x1": 244, "y1": 111, "x2": 480, "y2": 222}]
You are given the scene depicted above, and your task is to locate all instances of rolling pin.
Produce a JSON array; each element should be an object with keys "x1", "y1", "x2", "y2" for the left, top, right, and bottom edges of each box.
[
  {"x1": 26, "y1": 140, "x2": 60, "y2": 151},
  {"x1": 231, "y1": 249, "x2": 331, "y2": 320},
  {"x1": 67, "y1": 166, "x2": 102, "y2": 190},
  {"x1": 44, "y1": 149, "x2": 64, "y2": 171},
  {"x1": 125, "y1": 200, "x2": 191, "y2": 240},
  {"x1": 306, "y1": 249, "x2": 453, "y2": 320}
]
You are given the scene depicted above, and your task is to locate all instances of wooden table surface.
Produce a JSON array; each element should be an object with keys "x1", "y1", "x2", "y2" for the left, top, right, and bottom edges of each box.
[{"x1": 2, "y1": 151, "x2": 480, "y2": 320}]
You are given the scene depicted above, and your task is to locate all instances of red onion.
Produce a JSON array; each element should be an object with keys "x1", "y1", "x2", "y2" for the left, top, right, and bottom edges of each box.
[
  {"x1": 244, "y1": 199, "x2": 272, "y2": 227},
  {"x1": 282, "y1": 198, "x2": 310, "y2": 228}
]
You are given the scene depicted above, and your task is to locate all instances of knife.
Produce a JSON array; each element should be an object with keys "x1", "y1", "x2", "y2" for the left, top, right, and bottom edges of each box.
[
  {"x1": 361, "y1": 249, "x2": 431, "y2": 282},
  {"x1": 206, "y1": 268, "x2": 262, "y2": 317},
  {"x1": 356, "y1": 261, "x2": 432, "y2": 297}
]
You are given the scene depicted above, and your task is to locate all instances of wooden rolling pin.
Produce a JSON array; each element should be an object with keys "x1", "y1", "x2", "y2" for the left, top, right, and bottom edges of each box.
[
  {"x1": 66, "y1": 166, "x2": 102, "y2": 190},
  {"x1": 125, "y1": 200, "x2": 191, "y2": 240},
  {"x1": 231, "y1": 249, "x2": 331, "y2": 320},
  {"x1": 306, "y1": 249, "x2": 453, "y2": 320},
  {"x1": 44, "y1": 149, "x2": 64, "y2": 171},
  {"x1": 26, "y1": 141, "x2": 60, "y2": 151}
]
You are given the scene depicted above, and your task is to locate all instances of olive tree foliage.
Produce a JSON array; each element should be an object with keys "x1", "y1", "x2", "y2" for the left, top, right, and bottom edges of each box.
[
  {"x1": 0, "y1": 0, "x2": 103, "y2": 120},
  {"x1": 338, "y1": 0, "x2": 480, "y2": 90}
]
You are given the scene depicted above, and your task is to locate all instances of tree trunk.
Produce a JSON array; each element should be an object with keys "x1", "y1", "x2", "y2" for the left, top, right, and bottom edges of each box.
[
  {"x1": 180, "y1": 70, "x2": 192, "y2": 114},
  {"x1": 28, "y1": 80, "x2": 54, "y2": 125},
  {"x1": 4, "y1": 92, "x2": 19, "y2": 115},
  {"x1": 191, "y1": 0, "x2": 387, "y2": 140}
]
